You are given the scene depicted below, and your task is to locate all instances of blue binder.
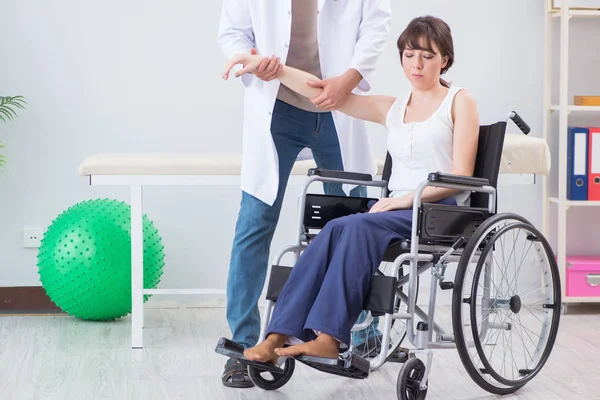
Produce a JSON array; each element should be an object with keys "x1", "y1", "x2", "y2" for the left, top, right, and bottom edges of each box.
[{"x1": 567, "y1": 126, "x2": 589, "y2": 200}]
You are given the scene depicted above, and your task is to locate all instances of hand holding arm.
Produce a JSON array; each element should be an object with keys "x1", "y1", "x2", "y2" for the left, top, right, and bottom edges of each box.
[
  {"x1": 222, "y1": 53, "x2": 395, "y2": 126},
  {"x1": 249, "y1": 49, "x2": 284, "y2": 82},
  {"x1": 306, "y1": 69, "x2": 363, "y2": 111},
  {"x1": 305, "y1": 0, "x2": 393, "y2": 110}
]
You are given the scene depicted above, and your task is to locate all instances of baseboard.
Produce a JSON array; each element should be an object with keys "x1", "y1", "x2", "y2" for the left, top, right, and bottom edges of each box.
[
  {"x1": 0, "y1": 286, "x2": 63, "y2": 314},
  {"x1": 141, "y1": 289, "x2": 451, "y2": 309},
  {"x1": 145, "y1": 294, "x2": 227, "y2": 309},
  {"x1": 0, "y1": 286, "x2": 449, "y2": 315}
]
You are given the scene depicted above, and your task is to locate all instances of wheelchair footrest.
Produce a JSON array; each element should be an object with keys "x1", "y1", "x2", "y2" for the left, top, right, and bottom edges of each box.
[
  {"x1": 214, "y1": 337, "x2": 287, "y2": 375},
  {"x1": 295, "y1": 352, "x2": 370, "y2": 379}
]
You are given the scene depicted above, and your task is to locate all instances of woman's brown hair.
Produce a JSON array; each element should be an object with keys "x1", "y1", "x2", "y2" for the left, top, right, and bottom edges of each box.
[{"x1": 397, "y1": 16, "x2": 454, "y2": 88}]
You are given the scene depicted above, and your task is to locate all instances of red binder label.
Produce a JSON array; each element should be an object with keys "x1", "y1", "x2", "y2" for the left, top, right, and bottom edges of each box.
[{"x1": 588, "y1": 127, "x2": 600, "y2": 200}]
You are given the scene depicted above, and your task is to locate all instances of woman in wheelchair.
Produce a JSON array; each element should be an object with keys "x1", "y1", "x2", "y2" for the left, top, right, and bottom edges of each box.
[
  {"x1": 223, "y1": 15, "x2": 479, "y2": 363},
  {"x1": 220, "y1": 15, "x2": 562, "y2": 399}
]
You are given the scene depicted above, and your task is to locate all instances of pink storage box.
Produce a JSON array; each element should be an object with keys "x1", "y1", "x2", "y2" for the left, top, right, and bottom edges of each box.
[{"x1": 566, "y1": 256, "x2": 600, "y2": 297}]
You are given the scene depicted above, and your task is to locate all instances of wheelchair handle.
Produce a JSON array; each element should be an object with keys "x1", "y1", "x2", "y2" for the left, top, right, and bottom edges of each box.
[{"x1": 508, "y1": 111, "x2": 530, "y2": 135}]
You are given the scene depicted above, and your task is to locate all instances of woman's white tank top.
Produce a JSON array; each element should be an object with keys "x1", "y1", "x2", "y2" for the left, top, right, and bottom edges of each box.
[{"x1": 385, "y1": 85, "x2": 471, "y2": 207}]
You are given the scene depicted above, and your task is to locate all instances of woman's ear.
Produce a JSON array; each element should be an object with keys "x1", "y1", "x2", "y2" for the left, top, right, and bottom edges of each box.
[{"x1": 441, "y1": 55, "x2": 449, "y2": 69}]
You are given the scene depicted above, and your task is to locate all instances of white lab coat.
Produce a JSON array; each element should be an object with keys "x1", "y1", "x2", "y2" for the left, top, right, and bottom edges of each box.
[{"x1": 218, "y1": 0, "x2": 392, "y2": 206}]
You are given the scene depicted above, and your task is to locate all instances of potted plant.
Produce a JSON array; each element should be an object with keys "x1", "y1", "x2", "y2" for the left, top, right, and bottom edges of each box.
[{"x1": 0, "y1": 96, "x2": 27, "y2": 170}]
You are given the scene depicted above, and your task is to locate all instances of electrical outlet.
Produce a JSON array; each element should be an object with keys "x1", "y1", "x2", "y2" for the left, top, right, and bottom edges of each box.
[{"x1": 23, "y1": 227, "x2": 44, "y2": 248}]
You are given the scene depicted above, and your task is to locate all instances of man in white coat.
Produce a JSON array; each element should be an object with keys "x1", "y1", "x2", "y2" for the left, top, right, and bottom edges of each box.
[{"x1": 218, "y1": 0, "x2": 392, "y2": 387}]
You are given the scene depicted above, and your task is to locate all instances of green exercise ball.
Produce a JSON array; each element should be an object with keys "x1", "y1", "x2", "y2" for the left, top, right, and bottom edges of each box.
[{"x1": 37, "y1": 198, "x2": 165, "y2": 321}]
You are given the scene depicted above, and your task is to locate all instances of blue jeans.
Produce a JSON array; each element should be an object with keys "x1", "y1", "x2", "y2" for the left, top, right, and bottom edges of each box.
[{"x1": 226, "y1": 100, "x2": 368, "y2": 349}]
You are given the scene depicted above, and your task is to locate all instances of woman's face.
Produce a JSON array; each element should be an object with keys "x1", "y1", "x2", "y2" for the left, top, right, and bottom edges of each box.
[{"x1": 401, "y1": 39, "x2": 447, "y2": 90}]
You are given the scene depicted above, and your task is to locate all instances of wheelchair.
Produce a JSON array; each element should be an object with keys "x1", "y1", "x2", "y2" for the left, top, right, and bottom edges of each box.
[{"x1": 216, "y1": 112, "x2": 561, "y2": 399}]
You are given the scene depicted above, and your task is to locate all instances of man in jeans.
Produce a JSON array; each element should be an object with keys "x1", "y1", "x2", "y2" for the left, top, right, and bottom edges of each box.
[{"x1": 218, "y1": 0, "x2": 392, "y2": 387}]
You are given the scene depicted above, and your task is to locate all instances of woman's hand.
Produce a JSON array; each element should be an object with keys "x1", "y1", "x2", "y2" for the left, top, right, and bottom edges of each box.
[
  {"x1": 369, "y1": 194, "x2": 413, "y2": 213},
  {"x1": 222, "y1": 52, "x2": 264, "y2": 79},
  {"x1": 222, "y1": 52, "x2": 279, "y2": 81}
]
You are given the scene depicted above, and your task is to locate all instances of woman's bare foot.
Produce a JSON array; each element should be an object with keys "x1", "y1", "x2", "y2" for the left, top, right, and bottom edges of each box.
[
  {"x1": 243, "y1": 333, "x2": 287, "y2": 364},
  {"x1": 274, "y1": 333, "x2": 340, "y2": 359}
]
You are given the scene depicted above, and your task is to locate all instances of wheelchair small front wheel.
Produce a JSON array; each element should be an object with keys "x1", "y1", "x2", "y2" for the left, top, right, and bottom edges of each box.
[
  {"x1": 248, "y1": 358, "x2": 295, "y2": 391},
  {"x1": 396, "y1": 357, "x2": 428, "y2": 400}
]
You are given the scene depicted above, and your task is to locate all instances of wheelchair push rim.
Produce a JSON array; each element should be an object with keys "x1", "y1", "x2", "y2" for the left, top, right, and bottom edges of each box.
[{"x1": 452, "y1": 213, "x2": 561, "y2": 393}]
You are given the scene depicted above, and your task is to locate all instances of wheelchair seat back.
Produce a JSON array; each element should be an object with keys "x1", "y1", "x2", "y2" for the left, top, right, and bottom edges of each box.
[{"x1": 469, "y1": 121, "x2": 507, "y2": 209}]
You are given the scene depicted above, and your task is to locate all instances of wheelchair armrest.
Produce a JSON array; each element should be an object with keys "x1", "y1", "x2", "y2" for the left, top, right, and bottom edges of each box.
[
  {"x1": 307, "y1": 168, "x2": 373, "y2": 182},
  {"x1": 427, "y1": 171, "x2": 489, "y2": 187}
]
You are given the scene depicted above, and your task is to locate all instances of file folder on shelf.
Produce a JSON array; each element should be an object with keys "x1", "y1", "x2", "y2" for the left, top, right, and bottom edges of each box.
[
  {"x1": 588, "y1": 127, "x2": 600, "y2": 201},
  {"x1": 567, "y1": 127, "x2": 589, "y2": 200},
  {"x1": 575, "y1": 96, "x2": 600, "y2": 106}
]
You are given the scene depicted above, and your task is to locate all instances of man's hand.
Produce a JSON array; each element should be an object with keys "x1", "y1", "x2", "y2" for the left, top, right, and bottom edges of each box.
[
  {"x1": 368, "y1": 194, "x2": 413, "y2": 213},
  {"x1": 306, "y1": 69, "x2": 362, "y2": 111},
  {"x1": 250, "y1": 48, "x2": 283, "y2": 82}
]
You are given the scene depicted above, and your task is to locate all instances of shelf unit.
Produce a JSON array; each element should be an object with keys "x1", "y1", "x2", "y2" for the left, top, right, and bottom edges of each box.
[{"x1": 543, "y1": 0, "x2": 600, "y2": 308}]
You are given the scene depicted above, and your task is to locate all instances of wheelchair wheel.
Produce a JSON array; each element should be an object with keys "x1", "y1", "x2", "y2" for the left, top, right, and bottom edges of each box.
[
  {"x1": 452, "y1": 213, "x2": 561, "y2": 395},
  {"x1": 248, "y1": 358, "x2": 295, "y2": 391},
  {"x1": 396, "y1": 357, "x2": 428, "y2": 400}
]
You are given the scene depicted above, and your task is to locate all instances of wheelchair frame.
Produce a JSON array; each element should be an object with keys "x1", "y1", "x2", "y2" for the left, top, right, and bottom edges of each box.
[
  {"x1": 216, "y1": 112, "x2": 561, "y2": 398},
  {"x1": 258, "y1": 169, "x2": 497, "y2": 373}
]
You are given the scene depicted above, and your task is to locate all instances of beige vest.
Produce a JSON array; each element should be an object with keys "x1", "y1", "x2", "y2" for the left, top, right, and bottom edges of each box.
[{"x1": 277, "y1": 0, "x2": 324, "y2": 113}]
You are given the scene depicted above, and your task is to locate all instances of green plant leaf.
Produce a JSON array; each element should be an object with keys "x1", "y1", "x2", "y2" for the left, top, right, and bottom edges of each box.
[
  {"x1": 0, "y1": 96, "x2": 27, "y2": 123},
  {"x1": 0, "y1": 142, "x2": 5, "y2": 170},
  {"x1": 0, "y1": 96, "x2": 26, "y2": 172},
  {"x1": 0, "y1": 108, "x2": 12, "y2": 122},
  {"x1": 8, "y1": 96, "x2": 27, "y2": 109}
]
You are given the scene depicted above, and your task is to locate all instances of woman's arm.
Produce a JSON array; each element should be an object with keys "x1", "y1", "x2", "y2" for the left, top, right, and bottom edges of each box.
[
  {"x1": 407, "y1": 89, "x2": 480, "y2": 204},
  {"x1": 222, "y1": 53, "x2": 395, "y2": 126},
  {"x1": 420, "y1": 89, "x2": 479, "y2": 199}
]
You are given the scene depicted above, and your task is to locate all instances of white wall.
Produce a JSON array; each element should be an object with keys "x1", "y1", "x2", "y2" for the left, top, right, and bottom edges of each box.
[{"x1": 1, "y1": 0, "x2": 584, "y2": 307}]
